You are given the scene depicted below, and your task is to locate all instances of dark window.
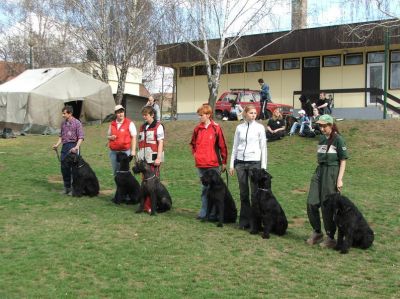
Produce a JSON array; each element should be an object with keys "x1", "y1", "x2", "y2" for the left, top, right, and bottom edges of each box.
[
  {"x1": 390, "y1": 50, "x2": 400, "y2": 89},
  {"x1": 195, "y1": 65, "x2": 207, "y2": 76},
  {"x1": 344, "y1": 53, "x2": 363, "y2": 65},
  {"x1": 246, "y1": 61, "x2": 262, "y2": 72},
  {"x1": 283, "y1": 58, "x2": 300, "y2": 70},
  {"x1": 264, "y1": 60, "x2": 280, "y2": 71},
  {"x1": 367, "y1": 52, "x2": 385, "y2": 63},
  {"x1": 211, "y1": 64, "x2": 227, "y2": 75},
  {"x1": 303, "y1": 57, "x2": 320, "y2": 68},
  {"x1": 229, "y1": 62, "x2": 244, "y2": 73},
  {"x1": 323, "y1": 55, "x2": 341, "y2": 67},
  {"x1": 179, "y1": 66, "x2": 193, "y2": 77}
]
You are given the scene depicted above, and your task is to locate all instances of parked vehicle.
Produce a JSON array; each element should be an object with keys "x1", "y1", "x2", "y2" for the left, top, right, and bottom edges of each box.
[{"x1": 215, "y1": 89, "x2": 293, "y2": 120}]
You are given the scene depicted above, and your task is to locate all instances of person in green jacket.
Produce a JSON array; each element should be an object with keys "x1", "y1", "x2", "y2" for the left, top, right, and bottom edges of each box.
[{"x1": 306, "y1": 114, "x2": 348, "y2": 248}]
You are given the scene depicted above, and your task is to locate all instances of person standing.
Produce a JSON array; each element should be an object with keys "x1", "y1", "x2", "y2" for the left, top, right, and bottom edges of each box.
[
  {"x1": 313, "y1": 92, "x2": 329, "y2": 115},
  {"x1": 52, "y1": 105, "x2": 84, "y2": 195},
  {"x1": 229, "y1": 104, "x2": 267, "y2": 229},
  {"x1": 190, "y1": 104, "x2": 228, "y2": 220},
  {"x1": 145, "y1": 96, "x2": 161, "y2": 122},
  {"x1": 258, "y1": 78, "x2": 271, "y2": 120},
  {"x1": 107, "y1": 104, "x2": 137, "y2": 176},
  {"x1": 138, "y1": 106, "x2": 165, "y2": 212},
  {"x1": 306, "y1": 114, "x2": 348, "y2": 248}
]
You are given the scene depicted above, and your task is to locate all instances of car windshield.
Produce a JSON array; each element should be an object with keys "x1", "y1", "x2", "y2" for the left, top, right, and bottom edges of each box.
[
  {"x1": 241, "y1": 93, "x2": 256, "y2": 102},
  {"x1": 221, "y1": 93, "x2": 238, "y2": 102}
]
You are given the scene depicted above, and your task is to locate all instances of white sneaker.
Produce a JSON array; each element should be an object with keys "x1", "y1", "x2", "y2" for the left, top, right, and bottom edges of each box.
[{"x1": 222, "y1": 117, "x2": 228, "y2": 121}]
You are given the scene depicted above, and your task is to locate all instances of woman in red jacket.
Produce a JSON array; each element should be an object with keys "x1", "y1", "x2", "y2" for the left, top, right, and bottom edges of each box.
[{"x1": 190, "y1": 104, "x2": 228, "y2": 220}]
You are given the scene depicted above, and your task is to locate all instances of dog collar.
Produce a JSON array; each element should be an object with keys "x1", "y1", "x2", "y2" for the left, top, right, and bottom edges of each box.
[
  {"x1": 144, "y1": 174, "x2": 156, "y2": 180},
  {"x1": 258, "y1": 188, "x2": 270, "y2": 192}
]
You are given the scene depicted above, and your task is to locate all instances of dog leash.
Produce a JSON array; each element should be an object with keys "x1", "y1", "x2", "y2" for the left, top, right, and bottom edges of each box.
[{"x1": 54, "y1": 148, "x2": 61, "y2": 162}]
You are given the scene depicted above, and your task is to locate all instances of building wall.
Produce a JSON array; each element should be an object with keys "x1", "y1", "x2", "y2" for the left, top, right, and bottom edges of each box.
[{"x1": 175, "y1": 46, "x2": 400, "y2": 114}]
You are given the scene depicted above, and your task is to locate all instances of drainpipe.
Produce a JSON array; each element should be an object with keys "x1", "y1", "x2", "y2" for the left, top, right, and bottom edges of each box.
[{"x1": 383, "y1": 28, "x2": 389, "y2": 119}]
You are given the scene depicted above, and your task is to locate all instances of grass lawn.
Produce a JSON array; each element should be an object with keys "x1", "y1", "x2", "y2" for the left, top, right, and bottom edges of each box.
[{"x1": 0, "y1": 119, "x2": 399, "y2": 298}]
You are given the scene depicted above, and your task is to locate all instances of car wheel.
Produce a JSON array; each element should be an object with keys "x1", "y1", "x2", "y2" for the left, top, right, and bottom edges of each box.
[{"x1": 215, "y1": 111, "x2": 223, "y2": 120}]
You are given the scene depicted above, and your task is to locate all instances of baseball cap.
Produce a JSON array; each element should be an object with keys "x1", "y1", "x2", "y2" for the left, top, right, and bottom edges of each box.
[
  {"x1": 316, "y1": 114, "x2": 334, "y2": 125},
  {"x1": 298, "y1": 109, "x2": 306, "y2": 115},
  {"x1": 114, "y1": 105, "x2": 125, "y2": 112}
]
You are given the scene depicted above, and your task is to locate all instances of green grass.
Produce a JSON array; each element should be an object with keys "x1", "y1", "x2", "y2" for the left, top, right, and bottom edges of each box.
[{"x1": 0, "y1": 119, "x2": 399, "y2": 298}]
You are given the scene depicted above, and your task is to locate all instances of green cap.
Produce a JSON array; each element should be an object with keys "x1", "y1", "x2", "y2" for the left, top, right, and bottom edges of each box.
[{"x1": 316, "y1": 114, "x2": 334, "y2": 125}]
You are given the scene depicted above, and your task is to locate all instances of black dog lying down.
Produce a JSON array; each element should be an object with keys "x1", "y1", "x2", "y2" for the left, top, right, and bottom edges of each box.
[
  {"x1": 63, "y1": 153, "x2": 100, "y2": 197},
  {"x1": 325, "y1": 193, "x2": 374, "y2": 254},
  {"x1": 113, "y1": 152, "x2": 140, "y2": 204},
  {"x1": 249, "y1": 169, "x2": 288, "y2": 239},
  {"x1": 201, "y1": 169, "x2": 237, "y2": 227},
  {"x1": 132, "y1": 159, "x2": 172, "y2": 215}
]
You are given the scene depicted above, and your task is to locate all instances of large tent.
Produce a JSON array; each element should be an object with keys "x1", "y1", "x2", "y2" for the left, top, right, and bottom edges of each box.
[{"x1": 0, "y1": 67, "x2": 115, "y2": 134}]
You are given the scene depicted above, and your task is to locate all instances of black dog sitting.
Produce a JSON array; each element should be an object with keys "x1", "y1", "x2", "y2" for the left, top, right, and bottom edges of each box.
[
  {"x1": 200, "y1": 169, "x2": 237, "y2": 227},
  {"x1": 249, "y1": 169, "x2": 288, "y2": 239},
  {"x1": 63, "y1": 153, "x2": 100, "y2": 197},
  {"x1": 132, "y1": 159, "x2": 172, "y2": 215},
  {"x1": 113, "y1": 152, "x2": 140, "y2": 204},
  {"x1": 325, "y1": 193, "x2": 374, "y2": 254}
]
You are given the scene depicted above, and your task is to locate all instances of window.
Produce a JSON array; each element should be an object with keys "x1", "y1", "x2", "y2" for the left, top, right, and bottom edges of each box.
[
  {"x1": 390, "y1": 51, "x2": 400, "y2": 89},
  {"x1": 195, "y1": 65, "x2": 207, "y2": 76},
  {"x1": 211, "y1": 64, "x2": 226, "y2": 75},
  {"x1": 246, "y1": 61, "x2": 262, "y2": 72},
  {"x1": 367, "y1": 52, "x2": 385, "y2": 63},
  {"x1": 229, "y1": 63, "x2": 244, "y2": 73},
  {"x1": 323, "y1": 55, "x2": 341, "y2": 67},
  {"x1": 344, "y1": 53, "x2": 363, "y2": 65},
  {"x1": 303, "y1": 57, "x2": 320, "y2": 68},
  {"x1": 241, "y1": 93, "x2": 257, "y2": 102},
  {"x1": 283, "y1": 58, "x2": 300, "y2": 70},
  {"x1": 179, "y1": 66, "x2": 193, "y2": 77},
  {"x1": 264, "y1": 60, "x2": 280, "y2": 71}
]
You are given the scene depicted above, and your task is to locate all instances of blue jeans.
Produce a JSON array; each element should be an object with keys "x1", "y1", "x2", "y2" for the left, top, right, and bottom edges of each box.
[
  {"x1": 290, "y1": 122, "x2": 308, "y2": 135},
  {"x1": 197, "y1": 167, "x2": 220, "y2": 218},
  {"x1": 109, "y1": 149, "x2": 131, "y2": 176}
]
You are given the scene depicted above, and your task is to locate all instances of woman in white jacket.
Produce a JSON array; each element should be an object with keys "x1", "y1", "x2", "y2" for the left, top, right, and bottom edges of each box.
[{"x1": 229, "y1": 104, "x2": 267, "y2": 229}]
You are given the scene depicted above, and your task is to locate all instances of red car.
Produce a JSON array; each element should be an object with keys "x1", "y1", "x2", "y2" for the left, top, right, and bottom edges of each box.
[{"x1": 215, "y1": 89, "x2": 293, "y2": 120}]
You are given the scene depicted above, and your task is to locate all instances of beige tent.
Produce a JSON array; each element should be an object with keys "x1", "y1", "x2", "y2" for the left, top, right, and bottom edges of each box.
[{"x1": 0, "y1": 67, "x2": 115, "y2": 134}]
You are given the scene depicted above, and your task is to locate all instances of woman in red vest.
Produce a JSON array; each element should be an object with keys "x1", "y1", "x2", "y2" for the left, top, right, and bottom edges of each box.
[
  {"x1": 138, "y1": 106, "x2": 165, "y2": 212},
  {"x1": 107, "y1": 105, "x2": 137, "y2": 175}
]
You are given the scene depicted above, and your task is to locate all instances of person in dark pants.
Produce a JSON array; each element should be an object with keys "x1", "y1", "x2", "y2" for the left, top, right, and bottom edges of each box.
[
  {"x1": 306, "y1": 114, "x2": 348, "y2": 248},
  {"x1": 52, "y1": 105, "x2": 84, "y2": 195},
  {"x1": 229, "y1": 104, "x2": 267, "y2": 229},
  {"x1": 266, "y1": 109, "x2": 286, "y2": 141},
  {"x1": 258, "y1": 78, "x2": 271, "y2": 120}
]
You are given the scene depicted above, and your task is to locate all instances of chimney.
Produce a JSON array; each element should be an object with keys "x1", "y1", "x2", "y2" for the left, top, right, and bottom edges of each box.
[{"x1": 292, "y1": 0, "x2": 307, "y2": 30}]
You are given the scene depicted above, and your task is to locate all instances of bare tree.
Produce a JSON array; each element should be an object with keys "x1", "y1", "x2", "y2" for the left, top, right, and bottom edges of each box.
[
  {"x1": 164, "y1": 0, "x2": 294, "y2": 108},
  {"x1": 340, "y1": 0, "x2": 399, "y2": 42}
]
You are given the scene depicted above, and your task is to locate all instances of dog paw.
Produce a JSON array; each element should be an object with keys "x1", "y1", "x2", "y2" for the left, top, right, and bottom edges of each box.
[
  {"x1": 249, "y1": 230, "x2": 258, "y2": 235},
  {"x1": 217, "y1": 223, "x2": 223, "y2": 227},
  {"x1": 135, "y1": 209, "x2": 143, "y2": 214},
  {"x1": 262, "y1": 234, "x2": 270, "y2": 239},
  {"x1": 340, "y1": 249, "x2": 349, "y2": 254}
]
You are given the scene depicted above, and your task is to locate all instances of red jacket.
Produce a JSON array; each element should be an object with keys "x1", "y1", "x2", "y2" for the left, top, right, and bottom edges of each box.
[
  {"x1": 190, "y1": 120, "x2": 228, "y2": 168},
  {"x1": 109, "y1": 118, "x2": 132, "y2": 151}
]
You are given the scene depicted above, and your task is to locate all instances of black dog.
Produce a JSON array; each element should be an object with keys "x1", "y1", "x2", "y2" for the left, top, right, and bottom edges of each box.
[
  {"x1": 325, "y1": 193, "x2": 374, "y2": 254},
  {"x1": 132, "y1": 159, "x2": 172, "y2": 215},
  {"x1": 63, "y1": 153, "x2": 100, "y2": 197},
  {"x1": 113, "y1": 152, "x2": 140, "y2": 204},
  {"x1": 249, "y1": 169, "x2": 288, "y2": 239},
  {"x1": 200, "y1": 169, "x2": 237, "y2": 227}
]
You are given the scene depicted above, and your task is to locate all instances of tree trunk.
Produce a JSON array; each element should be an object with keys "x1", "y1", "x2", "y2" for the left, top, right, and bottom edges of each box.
[{"x1": 115, "y1": 67, "x2": 127, "y2": 105}]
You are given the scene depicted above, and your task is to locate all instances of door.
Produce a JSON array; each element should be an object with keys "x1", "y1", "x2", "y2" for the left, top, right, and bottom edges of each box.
[
  {"x1": 367, "y1": 63, "x2": 384, "y2": 105},
  {"x1": 302, "y1": 57, "x2": 320, "y2": 102}
]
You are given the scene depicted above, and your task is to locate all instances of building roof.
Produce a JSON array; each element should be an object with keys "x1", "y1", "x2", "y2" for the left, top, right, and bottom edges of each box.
[{"x1": 157, "y1": 19, "x2": 400, "y2": 66}]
